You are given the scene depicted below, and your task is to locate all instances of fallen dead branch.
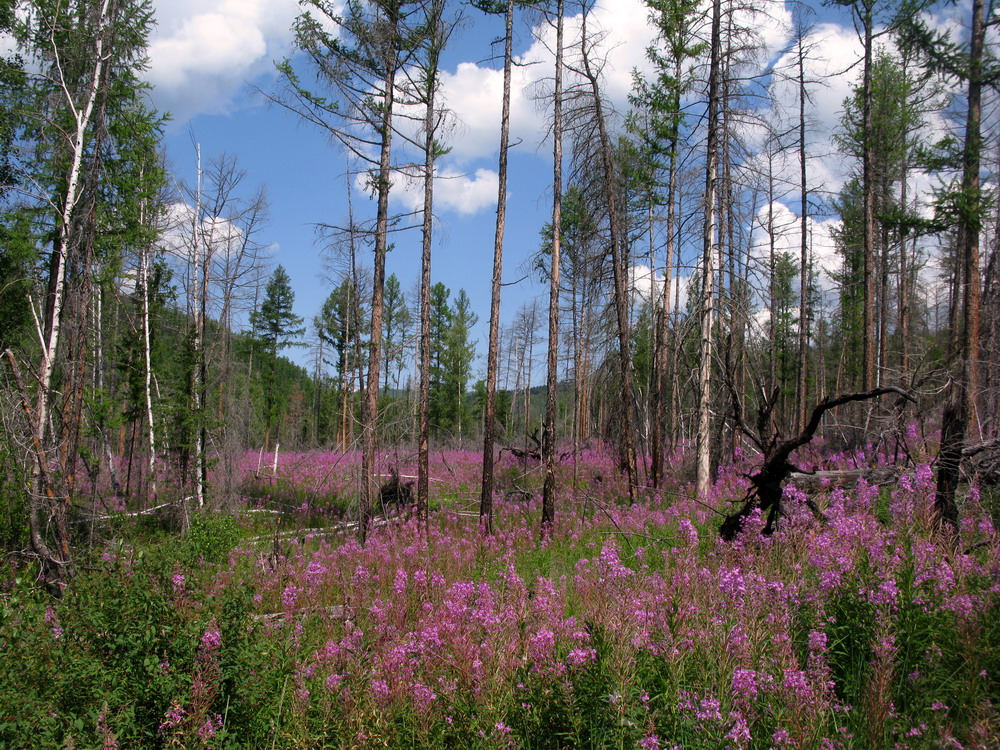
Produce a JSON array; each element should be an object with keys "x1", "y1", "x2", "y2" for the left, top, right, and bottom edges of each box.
[
  {"x1": 786, "y1": 467, "x2": 902, "y2": 491},
  {"x1": 251, "y1": 604, "x2": 350, "y2": 623},
  {"x1": 720, "y1": 386, "x2": 916, "y2": 540}
]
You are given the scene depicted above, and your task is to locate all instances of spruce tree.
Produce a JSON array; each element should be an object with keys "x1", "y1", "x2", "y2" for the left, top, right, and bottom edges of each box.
[{"x1": 251, "y1": 265, "x2": 305, "y2": 448}]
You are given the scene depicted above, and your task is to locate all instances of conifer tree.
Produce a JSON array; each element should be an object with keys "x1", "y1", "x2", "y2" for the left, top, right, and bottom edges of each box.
[{"x1": 251, "y1": 265, "x2": 305, "y2": 449}]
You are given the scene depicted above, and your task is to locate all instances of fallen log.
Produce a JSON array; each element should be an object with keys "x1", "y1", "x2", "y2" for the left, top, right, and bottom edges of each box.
[
  {"x1": 786, "y1": 467, "x2": 902, "y2": 492},
  {"x1": 251, "y1": 604, "x2": 349, "y2": 623}
]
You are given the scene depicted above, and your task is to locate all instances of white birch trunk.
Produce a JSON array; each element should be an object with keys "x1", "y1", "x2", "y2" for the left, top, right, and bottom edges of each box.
[{"x1": 36, "y1": 0, "x2": 113, "y2": 451}]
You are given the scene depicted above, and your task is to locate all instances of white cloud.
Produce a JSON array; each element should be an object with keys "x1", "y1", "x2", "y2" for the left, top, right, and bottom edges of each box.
[
  {"x1": 386, "y1": 166, "x2": 500, "y2": 216},
  {"x1": 146, "y1": 0, "x2": 304, "y2": 122},
  {"x1": 434, "y1": 167, "x2": 500, "y2": 214},
  {"x1": 0, "y1": 30, "x2": 15, "y2": 59},
  {"x1": 629, "y1": 263, "x2": 691, "y2": 314},
  {"x1": 432, "y1": 0, "x2": 665, "y2": 163},
  {"x1": 156, "y1": 201, "x2": 262, "y2": 263},
  {"x1": 766, "y1": 16, "x2": 958, "y2": 203},
  {"x1": 749, "y1": 201, "x2": 841, "y2": 298}
]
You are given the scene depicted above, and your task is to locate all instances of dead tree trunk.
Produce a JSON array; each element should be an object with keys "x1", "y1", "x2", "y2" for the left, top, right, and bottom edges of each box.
[
  {"x1": 479, "y1": 0, "x2": 514, "y2": 535},
  {"x1": 719, "y1": 386, "x2": 915, "y2": 540},
  {"x1": 542, "y1": 0, "x2": 564, "y2": 531}
]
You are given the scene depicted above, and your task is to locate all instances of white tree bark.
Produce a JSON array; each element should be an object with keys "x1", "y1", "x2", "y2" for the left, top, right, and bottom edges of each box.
[
  {"x1": 696, "y1": 0, "x2": 722, "y2": 499},
  {"x1": 36, "y1": 0, "x2": 113, "y2": 452}
]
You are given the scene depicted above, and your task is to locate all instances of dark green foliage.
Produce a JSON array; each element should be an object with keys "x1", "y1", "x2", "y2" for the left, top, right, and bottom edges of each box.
[
  {"x1": 316, "y1": 276, "x2": 367, "y2": 387},
  {"x1": 251, "y1": 265, "x2": 306, "y2": 357},
  {"x1": 831, "y1": 178, "x2": 866, "y2": 388},
  {"x1": 473, "y1": 379, "x2": 513, "y2": 442},
  {"x1": 0, "y1": 211, "x2": 39, "y2": 350},
  {"x1": 251, "y1": 265, "x2": 306, "y2": 446},
  {"x1": 182, "y1": 513, "x2": 241, "y2": 566},
  {"x1": 0, "y1": 437, "x2": 28, "y2": 552},
  {"x1": 428, "y1": 281, "x2": 452, "y2": 434},
  {"x1": 441, "y1": 289, "x2": 478, "y2": 440},
  {"x1": 382, "y1": 272, "x2": 411, "y2": 389}
]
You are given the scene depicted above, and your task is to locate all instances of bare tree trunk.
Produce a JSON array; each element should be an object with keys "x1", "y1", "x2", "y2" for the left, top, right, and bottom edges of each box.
[
  {"x1": 696, "y1": 0, "x2": 722, "y2": 499},
  {"x1": 541, "y1": 0, "x2": 564, "y2": 531},
  {"x1": 797, "y1": 40, "x2": 810, "y2": 431},
  {"x1": 417, "y1": 0, "x2": 446, "y2": 531},
  {"x1": 653, "y1": 53, "x2": 682, "y2": 482},
  {"x1": 899, "y1": 171, "x2": 911, "y2": 379},
  {"x1": 342, "y1": 173, "x2": 359, "y2": 453},
  {"x1": 360, "y1": 9, "x2": 402, "y2": 542},
  {"x1": 860, "y1": 0, "x2": 877, "y2": 390},
  {"x1": 935, "y1": 0, "x2": 985, "y2": 534},
  {"x1": 191, "y1": 144, "x2": 206, "y2": 508},
  {"x1": 578, "y1": 8, "x2": 637, "y2": 499},
  {"x1": 479, "y1": 0, "x2": 514, "y2": 534},
  {"x1": 26, "y1": 0, "x2": 115, "y2": 578},
  {"x1": 140, "y1": 214, "x2": 158, "y2": 503},
  {"x1": 961, "y1": 0, "x2": 984, "y2": 443}
]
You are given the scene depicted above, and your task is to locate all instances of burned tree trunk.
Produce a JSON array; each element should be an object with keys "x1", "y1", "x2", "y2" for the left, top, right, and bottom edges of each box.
[{"x1": 720, "y1": 386, "x2": 915, "y2": 540}]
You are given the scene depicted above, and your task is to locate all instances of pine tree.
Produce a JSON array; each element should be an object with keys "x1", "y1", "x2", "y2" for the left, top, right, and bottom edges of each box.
[
  {"x1": 251, "y1": 265, "x2": 305, "y2": 449},
  {"x1": 442, "y1": 289, "x2": 478, "y2": 446},
  {"x1": 428, "y1": 282, "x2": 452, "y2": 435},
  {"x1": 382, "y1": 273, "x2": 411, "y2": 390}
]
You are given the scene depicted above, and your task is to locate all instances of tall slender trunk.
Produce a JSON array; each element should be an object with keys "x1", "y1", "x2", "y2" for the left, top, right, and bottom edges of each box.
[
  {"x1": 935, "y1": 0, "x2": 985, "y2": 534},
  {"x1": 417, "y1": 0, "x2": 444, "y2": 531},
  {"x1": 768, "y1": 151, "x2": 777, "y2": 392},
  {"x1": 140, "y1": 217, "x2": 158, "y2": 503},
  {"x1": 342, "y1": 172, "x2": 358, "y2": 452},
  {"x1": 362, "y1": 39, "x2": 399, "y2": 540},
  {"x1": 571, "y1": 264, "x2": 581, "y2": 489},
  {"x1": 797, "y1": 41, "x2": 810, "y2": 430},
  {"x1": 542, "y1": 0, "x2": 564, "y2": 530},
  {"x1": 861, "y1": 0, "x2": 877, "y2": 390},
  {"x1": 960, "y1": 0, "x2": 984, "y2": 442},
  {"x1": 696, "y1": 0, "x2": 722, "y2": 500},
  {"x1": 479, "y1": 0, "x2": 514, "y2": 534},
  {"x1": 192, "y1": 144, "x2": 206, "y2": 507},
  {"x1": 899, "y1": 162, "x2": 911, "y2": 380},
  {"x1": 579, "y1": 9, "x2": 637, "y2": 499},
  {"x1": 656, "y1": 55, "x2": 682, "y2": 472},
  {"x1": 670, "y1": 180, "x2": 684, "y2": 450}
]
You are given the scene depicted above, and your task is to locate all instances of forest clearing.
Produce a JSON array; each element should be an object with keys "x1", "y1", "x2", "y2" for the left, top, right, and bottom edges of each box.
[{"x1": 2, "y1": 0, "x2": 1000, "y2": 746}]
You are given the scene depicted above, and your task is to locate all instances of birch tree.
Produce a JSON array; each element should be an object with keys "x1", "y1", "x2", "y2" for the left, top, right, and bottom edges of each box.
[{"x1": 6, "y1": 0, "x2": 160, "y2": 579}]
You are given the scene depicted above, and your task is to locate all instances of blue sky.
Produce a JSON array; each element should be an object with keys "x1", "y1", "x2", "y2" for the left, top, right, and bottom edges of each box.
[{"x1": 143, "y1": 0, "x2": 970, "y2": 376}]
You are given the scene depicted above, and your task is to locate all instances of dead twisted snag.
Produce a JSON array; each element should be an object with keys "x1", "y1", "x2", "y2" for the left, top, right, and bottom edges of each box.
[
  {"x1": 719, "y1": 386, "x2": 916, "y2": 541},
  {"x1": 4, "y1": 349, "x2": 73, "y2": 585}
]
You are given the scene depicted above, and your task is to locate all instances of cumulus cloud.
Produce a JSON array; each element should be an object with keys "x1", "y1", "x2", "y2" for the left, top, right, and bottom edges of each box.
[
  {"x1": 766, "y1": 13, "x2": 958, "y2": 202},
  {"x1": 146, "y1": 0, "x2": 306, "y2": 122},
  {"x1": 393, "y1": 165, "x2": 500, "y2": 216},
  {"x1": 629, "y1": 264, "x2": 691, "y2": 314},
  {"x1": 157, "y1": 201, "x2": 271, "y2": 266},
  {"x1": 431, "y1": 0, "x2": 670, "y2": 162},
  {"x1": 353, "y1": 166, "x2": 500, "y2": 216},
  {"x1": 749, "y1": 201, "x2": 841, "y2": 298}
]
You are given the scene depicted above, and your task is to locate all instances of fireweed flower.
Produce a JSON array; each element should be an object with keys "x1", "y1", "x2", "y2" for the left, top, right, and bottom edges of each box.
[
  {"x1": 200, "y1": 625, "x2": 221, "y2": 653},
  {"x1": 731, "y1": 668, "x2": 759, "y2": 699}
]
